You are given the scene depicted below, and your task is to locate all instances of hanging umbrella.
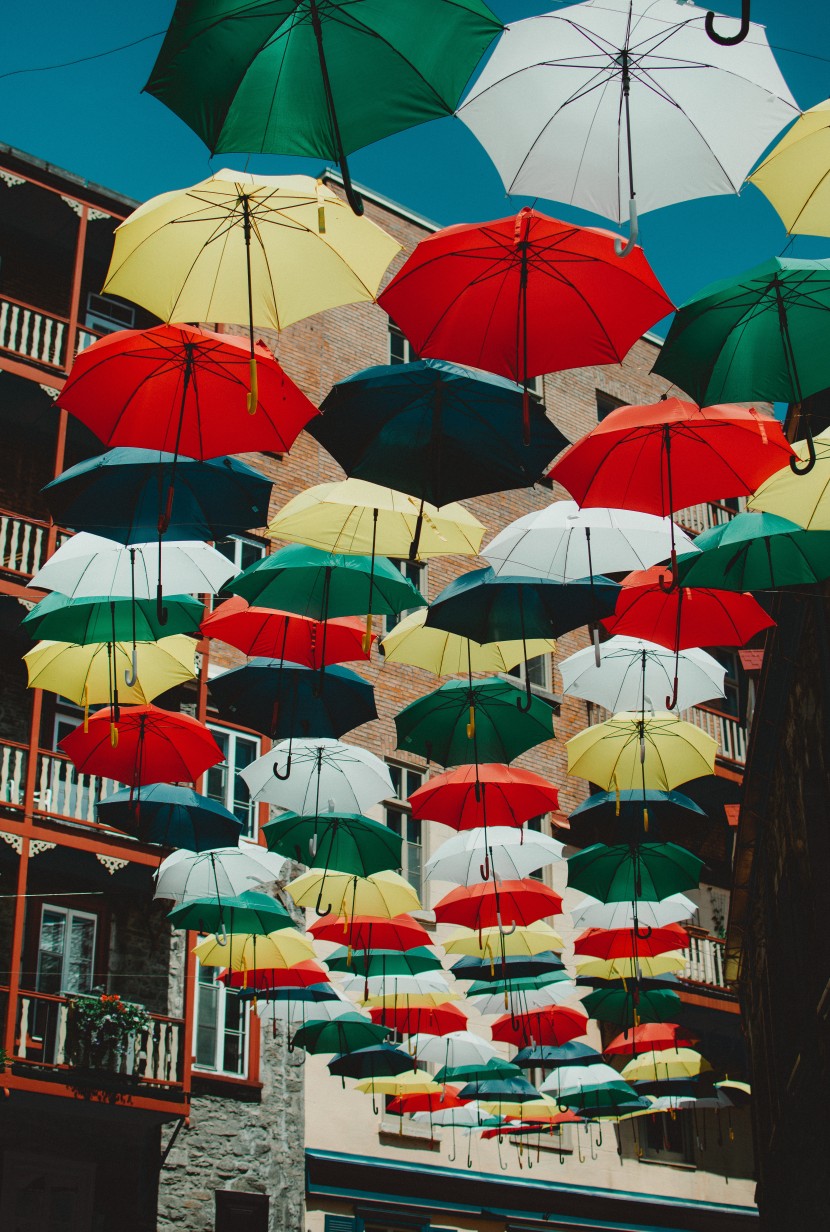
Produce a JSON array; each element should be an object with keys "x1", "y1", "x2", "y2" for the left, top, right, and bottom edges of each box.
[
  {"x1": 286, "y1": 869, "x2": 420, "y2": 919},
  {"x1": 201, "y1": 597, "x2": 371, "y2": 665},
  {"x1": 103, "y1": 170, "x2": 400, "y2": 397},
  {"x1": 436, "y1": 1059, "x2": 521, "y2": 1086},
  {"x1": 154, "y1": 842, "x2": 287, "y2": 904},
  {"x1": 750, "y1": 427, "x2": 830, "y2": 531},
  {"x1": 328, "y1": 1045, "x2": 414, "y2": 1081},
  {"x1": 380, "y1": 609, "x2": 554, "y2": 679},
  {"x1": 240, "y1": 737, "x2": 392, "y2": 813},
  {"x1": 569, "y1": 789, "x2": 706, "y2": 835},
  {"x1": 368, "y1": 1003, "x2": 468, "y2": 1037},
  {"x1": 60, "y1": 704, "x2": 223, "y2": 788},
  {"x1": 491, "y1": 1006, "x2": 588, "y2": 1048},
  {"x1": 395, "y1": 677, "x2": 554, "y2": 767},
  {"x1": 208, "y1": 659, "x2": 377, "y2": 739},
  {"x1": 581, "y1": 986, "x2": 681, "y2": 1027},
  {"x1": 145, "y1": 0, "x2": 502, "y2": 214},
  {"x1": 355, "y1": 1071, "x2": 441, "y2": 1097},
  {"x1": 443, "y1": 922, "x2": 564, "y2": 960},
  {"x1": 653, "y1": 258, "x2": 830, "y2": 471},
  {"x1": 570, "y1": 894, "x2": 697, "y2": 932},
  {"x1": 310, "y1": 358, "x2": 568, "y2": 502},
  {"x1": 407, "y1": 1032, "x2": 497, "y2": 1070},
  {"x1": 292, "y1": 1014, "x2": 389, "y2": 1056},
  {"x1": 168, "y1": 890, "x2": 294, "y2": 936},
  {"x1": 409, "y1": 763, "x2": 559, "y2": 832},
  {"x1": 450, "y1": 952, "x2": 565, "y2": 983},
  {"x1": 514, "y1": 1043, "x2": 602, "y2": 1070},
  {"x1": 220, "y1": 961, "x2": 330, "y2": 990},
  {"x1": 96, "y1": 783, "x2": 243, "y2": 851},
  {"x1": 242, "y1": 988, "x2": 354, "y2": 1024},
  {"x1": 459, "y1": 1075, "x2": 539, "y2": 1105},
  {"x1": 566, "y1": 712, "x2": 717, "y2": 793},
  {"x1": 574, "y1": 924, "x2": 689, "y2": 960},
  {"x1": 412, "y1": 1101, "x2": 493, "y2": 1128},
  {"x1": 264, "y1": 811, "x2": 402, "y2": 879},
  {"x1": 567, "y1": 843, "x2": 703, "y2": 904},
  {"x1": 24, "y1": 636, "x2": 197, "y2": 712},
  {"x1": 193, "y1": 928, "x2": 316, "y2": 970},
  {"x1": 386, "y1": 1087, "x2": 469, "y2": 1116},
  {"x1": 560, "y1": 637, "x2": 725, "y2": 714},
  {"x1": 605, "y1": 1024, "x2": 699, "y2": 1056},
  {"x1": 467, "y1": 980, "x2": 579, "y2": 1018},
  {"x1": 676, "y1": 511, "x2": 830, "y2": 592},
  {"x1": 426, "y1": 828, "x2": 564, "y2": 887},
  {"x1": 621, "y1": 1048, "x2": 710, "y2": 1083},
  {"x1": 348, "y1": 974, "x2": 455, "y2": 1004},
  {"x1": 434, "y1": 880, "x2": 562, "y2": 930},
  {"x1": 379, "y1": 208, "x2": 672, "y2": 432},
  {"x1": 748, "y1": 99, "x2": 830, "y2": 237},
  {"x1": 56, "y1": 322, "x2": 317, "y2": 456},
  {"x1": 574, "y1": 953, "x2": 686, "y2": 980},
  {"x1": 457, "y1": 0, "x2": 797, "y2": 252},
  {"x1": 22, "y1": 591, "x2": 203, "y2": 645},
  {"x1": 309, "y1": 914, "x2": 431, "y2": 953},
  {"x1": 326, "y1": 949, "x2": 441, "y2": 978}
]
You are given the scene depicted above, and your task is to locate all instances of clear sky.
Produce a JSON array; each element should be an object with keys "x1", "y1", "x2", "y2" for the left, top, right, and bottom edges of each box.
[{"x1": 2, "y1": 1, "x2": 830, "y2": 325}]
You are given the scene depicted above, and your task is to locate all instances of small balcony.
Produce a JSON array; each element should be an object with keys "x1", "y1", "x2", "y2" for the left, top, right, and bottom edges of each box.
[
  {"x1": 675, "y1": 500, "x2": 742, "y2": 537},
  {"x1": 0, "y1": 294, "x2": 106, "y2": 375},
  {"x1": 0, "y1": 738, "x2": 119, "y2": 829},
  {"x1": 682, "y1": 704, "x2": 748, "y2": 767},
  {"x1": 0, "y1": 509, "x2": 54, "y2": 581},
  {"x1": 682, "y1": 927, "x2": 727, "y2": 989}
]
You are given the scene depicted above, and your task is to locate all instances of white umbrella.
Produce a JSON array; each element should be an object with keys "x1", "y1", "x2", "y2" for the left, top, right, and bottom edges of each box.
[
  {"x1": 407, "y1": 1031, "x2": 498, "y2": 1069},
  {"x1": 341, "y1": 973, "x2": 453, "y2": 1000},
  {"x1": 29, "y1": 532, "x2": 237, "y2": 598},
  {"x1": 426, "y1": 826, "x2": 564, "y2": 886},
  {"x1": 154, "y1": 841, "x2": 287, "y2": 904},
  {"x1": 483, "y1": 503, "x2": 696, "y2": 582},
  {"x1": 569, "y1": 893, "x2": 697, "y2": 932},
  {"x1": 240, "y1": 737, "x2": 393, "y2": 812},
  {"x1": 458, "y1": 0, "x2": 797, "y2": 252},
  {"x1": 413, "y1": 1101, "x2": 493, "y2": 1128},
  {"x1": 559, "y1": 636, "x2": 725, "y2": 713},
  {"x1": 541, "y1": 1062, "x2": 631, "y2": 1096},
  {"x1": 257, "y1": 989, "x2": 356, "y2": 1026}
]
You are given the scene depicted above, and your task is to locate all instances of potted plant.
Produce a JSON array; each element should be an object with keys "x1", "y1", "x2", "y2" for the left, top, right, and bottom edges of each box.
[{"x1": 67, "y1": 992, "x2": 151, "y2": 1077}]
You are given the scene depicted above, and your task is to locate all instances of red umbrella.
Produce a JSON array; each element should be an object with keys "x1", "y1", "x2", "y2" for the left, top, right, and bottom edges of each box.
[
  {"x1": 482, "y1": 1112, "x2": 582, "y2": 1136},
  {"x1": 387, "y1": 1087, "x2": 468, "y2": 1115},
  {"x1": 378, "y1": 208, "x2": 672, "y2": 440},
  {"x1": 308, "y1": 914, "x2": 432, "y2": 953},
  {"x1": 219, "y1": 961, "x2": 330, "y2": 990},
  {"x1": 574, "y1": 924, "x2": 689, "y2": 961},
  {"x1": 491, "y1": 1006, "x2": 588, "y2": 1048},
  {"x1": 434, "y1": 879, "x2": 563, "y2": 931},
  {"x1": 201, "y1": 596, "x2": 373, "y2": 665},
  {"x1": 59, "y1": 704, "x2": 222, "y2": 787},
  {"x1": 369, "y1": 1003, "x2": 468, "y2": 1037},
  {"x1": 408, "y1": 763, "x2": 560, "y2": 831},
  {"x1": 604, "y1": 1023, "x2": 698, "y2": 1057},
  {"x1": 57, "y1": 323, "x2": 318, "y2": 458}
]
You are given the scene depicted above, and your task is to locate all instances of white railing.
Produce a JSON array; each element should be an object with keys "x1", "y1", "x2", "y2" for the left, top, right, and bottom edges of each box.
[
  {"x1": 684, "y1": 705, "x2": 748, "y2": 766},
  {"x1": 0, "y1": 740, "x2": 27, "y2": 811},
  {"x1": 0, "y1": 511, "x2": 52, "y2": 578},
  {"x1": 684, "y1": 931, "x2": 726, "y2": 987},
  {"x1": 0, "y1": 295, "x2": 66, "y2": 368},
  {"x1": 675, "y1": 499, "x2": 744, "y2": 537},
  {"x1": 35, "y1": 750, "x2": 118, "y2": 824}
]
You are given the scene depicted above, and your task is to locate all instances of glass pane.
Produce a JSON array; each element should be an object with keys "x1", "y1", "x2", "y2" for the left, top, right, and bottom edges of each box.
[
  {"x1": 385, "y1": 807, "x2": 404, "y2": 838},
  {"x1": 195, "y1": 975, "x2": 219, "y2": 1068},
  {"x1": 406, "y1": 815, "x2": 421, "y2": 846},
  {"x1": 404, "y1": 840, "x2": 422, "y2": 897},
  {"x1": 65, "y1": 915, "x2": 95, "y2": 994},
  {"x1": 232, "y1": 737, "x2": 258, "y2": 836},
  {"x1": 205, "y1": 730, "x2": 230, "y2": 808},
  {"x1": 239, "y1": 539, "x2": 265, "y2": 572},
  {"x1": 388, "y1": 765, "x2": 402, "y2": 801},
  {"x1": 389, "y1": 329, "x2": 406, "y2": 364},
  {"x1": 36, "y1": 911, "x2": 66, "y2": 995},
  {"x1": 214, "y1": 538, "x2": 239, "y2": 567}
]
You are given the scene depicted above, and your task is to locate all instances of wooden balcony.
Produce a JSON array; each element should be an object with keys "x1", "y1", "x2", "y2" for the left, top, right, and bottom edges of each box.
[
  {"x1": 675, "y1": 499, "x2": 744, "y2": 537},
  {"x1": 0, "y1": 508, "x2": 53, "y2": 580},
  {"x1": 0, "y1": 738, "x2": 119, "y2": 829},
  {"x1": 0, "y1": 293, "x2": 105, "y2": 374},
  {"x1": 682, "y1": 927, "x2": 727, "y2": 989},
  {"x1": 682, "y1": 703, "x2": 748, "y2": 767}
]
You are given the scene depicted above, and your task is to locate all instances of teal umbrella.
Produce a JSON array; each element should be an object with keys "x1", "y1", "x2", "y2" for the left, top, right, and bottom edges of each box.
[
  {"x1": 582, "y1": 987, "x2": 681, "y2": 1027},
  {"x1": 292, "y1": 1013, "x2": 390, "y2": 1055},
  {"x1": 567, "y1": 843, "x2": 703, "y2": 904},
  {"x1": 328, "y1": 1044, "x2": 413, "y2": 1081},
  {"x1": 96, "y1": 784, "x2": 242, "y2": 852},
  {"x1": 676, "y1": 510, "x2": 830, "y2": 591},
  {"x1": 167, "y1": 890, "x2": 294, "y2": 935},
  {"x1": 435, "y1": 1058, "x2": 521, "y2": 1084},
  {"x1": 395, "y1": 676, "x2": 554, "y2": 767},
  {"x1": 22, "y1": 591, "x2": 203, "y2": 643},
  {"x1": 263, "y1": 811, "x2": 402, "y2": 878},
  {"x1": 325, "y1": 948, "x2": 441, "y2": 977}
]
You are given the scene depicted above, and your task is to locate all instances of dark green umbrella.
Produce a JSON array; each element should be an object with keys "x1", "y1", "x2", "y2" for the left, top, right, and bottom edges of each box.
[
  {"x1": 324, "y1": 948, "x2": 441, "y2": 977},
  {"x1": 292, "y1": 1013, "x2": 390, "y2": 1055},
  {"x1": 395, "y1": 676, "x2": 554, "y2": 767},
  {"x1": 567, "y1": 842, "x2": 703, "y2": 904},
  {"x1": 569, "y1": 789, "x2": 706, "y2": 840},
  {"x1": 328, "y1": 1043, "x2": 413, "y2": 1081},
  {"x1": 466, "y1": 972, "x2": 571, "y2": 999},
  {"x1": 450, "y1": 951, "x2": 565, "y2": 982},
  {"x1": 145, "y1": 0, "x2": 502, "y2": 213},
  {"x1": 653, "y1": 256, "x2": 830, "y2": 473},
  {"x1": 167, "y1": 890, "x2": 294, "y2": 935},
  {"x1": 96, "y1": 783, "x2": 242, "y2": 851},
  {"x1": 676, "y1": 510, "x2": 830, "y2": 591},
  {"x1": 22, "y1": 591, "x2": 203, "y2": 644},
  {"x1": 263, "y1": 811, "x2": 402, "y2": 878},
  {"x1": 514, "y1": 1043, "x2": 602, "y2": 1070},
  {"x1": 209, "y1": 659, "x2": 377, "y2": 739},
  {"x1": 436, "y1": 1058, "x2": 521, "y2": 1085},
  {"x1": 582, "y1": 987, "x2": 681, "y2": 1027},
  {"x1": 458, "y1": 1075, "x2": 539, "y2": 1102}
]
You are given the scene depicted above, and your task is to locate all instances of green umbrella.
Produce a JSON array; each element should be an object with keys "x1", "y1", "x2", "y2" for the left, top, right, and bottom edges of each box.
[
  {"x1": 328, "y1": 1043, "x2": 414, "y2": 1081},
  {"x1": 567, "y1": 843, "x2": 703, "y2": 904},
  {"x1": 395, "y1": 676, "x2": 554, "y2": 767},
  {"x1": 292, "y1": 1013, "x2": 390, "y2": 1055},
  {"x1": 582, "y1": 987, "x2": 681, "y2": 1027},
  {"x1": 676, "y1": 511, "x2": 830, "y2": 591},
  {"x1": 654, "y1": 256, "x2": 830, "y2": 473},
  {"x1": 167, "y1": 890, "x2": 295, "y2": 935},
  {"x1": 22, "y1": 591, "x2": 203, "y2": 644},
  {"x1": 325, "y1": 947, "x2": 442, "y2": 977},
  {"x1": 435, "y1": 1058, "x2": 521, "y2": 1085},
  {"x1": 467, "y1": 972, "x2": 571, "y2": 999},
  {"x1": 145, "y1": 0, "x2": 502, "y2": 213},
  {"x1": 263, "y1": 810, "x2": 402, "y2": 879}
]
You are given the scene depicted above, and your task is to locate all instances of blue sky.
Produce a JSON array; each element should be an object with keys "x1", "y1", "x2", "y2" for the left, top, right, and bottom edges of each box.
[{"x1": 2, "y1": 1, "x2": 830, "y2": 321}]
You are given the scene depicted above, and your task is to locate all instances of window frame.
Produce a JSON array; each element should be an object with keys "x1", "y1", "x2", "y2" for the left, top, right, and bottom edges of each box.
[
  {"x1": 192, "y1": 961, "x2": 250, "y2": 1079},
  {"x1": 35, "y1": 903, "x2": 98, "y2": 996},
  {"x1": 382, "y1": 558, "x2": 428, "y2": 633},
  {"x1": 383, "y1": 762, "x2": 426, "y2": 898},
  {"x1": 204, "y1": 723, "x2": 262, "y2": 839},
  {"x1": 214, "y1": 533, "x2": 268, "y2": 574}
]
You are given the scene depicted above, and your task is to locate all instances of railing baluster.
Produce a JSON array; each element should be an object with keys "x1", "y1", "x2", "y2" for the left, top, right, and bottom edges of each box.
[
  {"x1": 55, "y1": 1001, "x2": 68, "y2": 1064},
  {"x1": 17, "y1": 996, "x2": 30, "y2": 1058}
]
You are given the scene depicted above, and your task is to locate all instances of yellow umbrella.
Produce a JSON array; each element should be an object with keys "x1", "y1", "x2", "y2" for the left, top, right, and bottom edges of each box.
[
  {"x1": 621, "y1": 1048, "x2": 712, "y2": 1084},
  {"x1": 749, "y1": 427, "x2": 830, "y2": 529},
  {"x1": 574, "y1": 953, "x2": 687, "y2": 980},
  {"x1": 364, "y1": 990, "x2": 462, "y2": 1008},
  {"x1": 355, "y1": 1070, "x2": 441, "y2": 1096},
  {"x1": 381, "y1": 608, "x2": 554, "y2": 676},
  {"x1": 103, "y1": 170, "x2": 400, "y2": 407},
  {"x1": 193, "y1": 929, "x2": 315, "y2": 970},
  {"x1": 443, "y1": 921, "x2": 564, "y2": 959},
  {"x1": 24, "y1": 636, "x2": 197, "y2": 718},
  {"x1": 566, "y1": 712, "x2": 717, "y2": 793},
  {"x1": 286, "y1": 869, "x2": 421, "y2": 919},
  {"x1": 748, "y1": 100, "x2": 830, "y2": 236}
]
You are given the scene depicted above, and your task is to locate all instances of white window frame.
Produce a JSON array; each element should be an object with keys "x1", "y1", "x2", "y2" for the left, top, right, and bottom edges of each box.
[
  {"x1": 383, "y1": 558, "x2": 428, "y2": 633},
  {"x1": 85, "y1": 292, "x2": 135, "y2": 334},
  {"x1": 205, "y1": 724, "x2": 262, "y2": 839},
  {"x1": 507, "y1": 654, "x2": 552, "y2": 693},
  {"x1": 383, "y1": 762, "x2": 425, "y2": 898},
  {"x1": 388, "y1": 323, "x2": 418, "y2": 365},
  {"x1": 36, "y1": 904, "x2": 98, "y2": 996},
  {"x1": 214, "y1": 532, "x2": 268, "y2": 574},
  {"x1": 192, "y1": 963, "x2": 250, "y2": 1079}
]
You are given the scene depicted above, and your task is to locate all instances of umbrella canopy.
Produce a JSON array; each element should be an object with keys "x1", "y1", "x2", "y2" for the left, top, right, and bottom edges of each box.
[
  {"x1": 574, "y1": 924, "x2": 689, "y2": 961},
  {"x1": 676, "y1": 511, "x2": 830, "y2": 592},
  {"x1": 748, "y1": 99, "x2": 830, "y2": 237},
  {"x1": 566, "y1": 712, "x2": 717, "y2": 793},
  {"x1": 23, "y1": 591, "x2": 203, "y2": 645},
  {"x1": 168, "y1": 890, "x2": 294, "y2": 936},
  {"x1": 326, "y1": 949, "x2": 441, "y2": 978},
  {"x1": 309, "y1": 914, "x2": 431, "y2": 953},
  {"x1": 386, "y1": 1087, "x2": 468, "y2": 1116},
  {"x1": 605, "y1": 1024, "x2": 699, "y2": 1056},
  {"x1": 459, "y1": 1075, "x2": 539, "y2": 1103},
  {"x1": 378, "y1": 208, "x2": 672, "y2": 400},
  {"x1": 345, "y1": 972, "x2": 454, "y2": 1002},
  {"x1": 241, "y1": 737, "x2": 392, "y2": 814},
  {"x1": 409, "y1": 763, "x2": 560, "y2": 831},
  {"x1": 457, "y1": 0, "x2": 796, "y2": 231},
  {"x1": 293, "y1": 1014, "x2": 390, "y2": 1056},
  {"x1": 621, "y1": 1049, "x2": 709, "y2": 1083},
  {"x1": 209, "y1": 659, "x2": 377, "y2": 739},
  {"x1": 43, "y1": 449, "x2": 272, "y2": 544},
  {"x1": 450, "y1": 952, "x2": 565, "y2": 983},
  {"x1": 750, "y1": 427, "x2": 830, "y2": 531},
  {"x1": 395, "y1": 677, "x2": 554, "y2": 767},
  {"x1": 221, "y1": 961, "x2": 330, "y2": 991},
  {"x1": 570, "y1": 894, "x2": 697, "y2": 933},
  {"x1": 436, "y1": 1059, "x2": 521, "y2": 1085},
  {"x1": 267, "y1": 478, "x2": 484, "y2": 559},
  {"x1": 491, "y1": 1006, "x2": 588, "y2": 1048},
  {"x1": 328, "y1": 1044, "x2": 414, "y2": 1080},
  {"x1": 380, "y1": 609, "x2": 554, "y2": 678},
  {"x1": 154, "y1": 842, "x2": 287, "y2": 903},
  {"x1": 368, "y1": 1003, "x2": 468, "y2": 1037},
  {"x1": 443, "y1": 922, "x2": 564, "y2": 959},
  {"x1": 96, "y1": 783, "x2": 242, "y2": 851},
  {"x1": 60, "y1": 704, "x2": 223, "y2": 788},
  {"x1": 408, "y1": 1031, "x2": 497, "y2": 1069},
  {"x1": 434, "y1": 880, "x2": 563, "y2": 930},
  {"x1": 286, "y1": 869, "x2": 420, "y2": 918},
  {"x1": 514, "y1": 1043, "x2": 602, "y2": 1070},
  {"x1": 426, "y1": 827, "x2": 564, "y2": 886},
  {"x1": 264, "y1": 811, "x2": 402, "y2": 878},
  {"x1": 193, "y1": 929, "x2": 315, "y2": 970},
  {"x1": 413, "y1": 1101, "x2": 494, "y2": 1128},
  {"x1": 560, "y1": 637, "x2": 725, "y2": 714},
  {"x1": 24, "y1": 636, "x2": 197, "y2": 707},
  {"x1": 355, "y1": 1072, "x2": 441, "y2": 1097},
  {"x1": 310, "y1": 358, "x2": 567, "y2": 505},
  {"x1": 483, "y1": 502, "x2": 696, "y2": 582},
  {"x1": 582, "y1": 987, "x2": 681, "y2": 1028},
  {"x1": 201, "y1": 597, "x2": 371, "y2": 665},
  {"x1": 569, "y1": 789, "x2": 706, "y2": 834},
  {"x1": 574, "y1": 954, "x2": 687, "y2": 980},
  {"x1": 567, "y1": 843, "x2": 703, "y2": 905},
  {"x1": 56, "y1": 323, "x2": 316, "y2": 458},
  {"x1": 468, "y1": 981, "x2": 579, "y2": 1018}
]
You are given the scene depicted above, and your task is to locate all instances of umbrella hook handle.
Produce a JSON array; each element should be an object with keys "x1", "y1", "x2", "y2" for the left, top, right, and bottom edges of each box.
[
  {"x1": 705, "y1": 0, "x2": 750, "y2": 45},
  {"x1": 665, "y1": 676, "x2": 679, "y2": 711},
  {"x1": 614, "y1": 199, "x2": 639, "y2": 259},
  {"x1": 499, "y1": 919, "x2": 518, "y2": 938},
  {"x1": 480, "y1": 851, "x2": 490, "y2": 881},
  {"x1": 124, "y1": 646, "x2": 138, "y2": 689},
  {"x1": 635, "y1": 925, "x2": 653, "y2": 941},
  {"x1": 789, "y1": 427, "x2": 817, "y2": 475},
  {"x1": 273, "y1": 739, "x2": 292, "y2": 781},
  {"x1": 517, "y1": 671, "x2": 533, "y2": 713},
  {"x1": 315, "y1": 885, "x2": 333, "y2": 918}
]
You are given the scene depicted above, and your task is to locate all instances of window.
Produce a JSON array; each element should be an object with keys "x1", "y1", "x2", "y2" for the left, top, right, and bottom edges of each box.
[
  {"x1": 596, "y1": 390, "x2": 627, "y2": 421},
  {"x1": 508, "y1": 654, "x2": 551, "y2": 692},
  {"x1": 389, "y1": 324, "x2": 418, "y2": 365},
  {"x1": 205, "y1": 726, "x2": 261, "y2": 838},
  {"x1": 85, "y1": 292, "x2": 135, "y2": 334},
  {"x1": 215, "y1": 533, "x2": 268, "y2": 574},
  {"x1": 642, "y1": 1110, "x2": 695, "y2": 1164},
  {"x1": 710, "y1": 649, "x2": 743, "y2": 720},
  {"x1": 384, "y1": 763, "x2": 425, "y2": 898},
  {"x1": 526, "y1": 815, "x2": 546, "y2": 881},
  {"x1": 36, "y1": 905, "x2": 97, "y2": 995},
  {"x1": 383, "y1": 558, "x2": 427, "y2": 632},
  {"x1": 193, "y1": 965, "x2": 248, "y2": 1076}
]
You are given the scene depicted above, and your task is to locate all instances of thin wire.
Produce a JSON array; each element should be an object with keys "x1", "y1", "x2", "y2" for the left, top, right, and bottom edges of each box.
[{"x1": 0, "y1": 31, "x2": 165, "y2": 82}]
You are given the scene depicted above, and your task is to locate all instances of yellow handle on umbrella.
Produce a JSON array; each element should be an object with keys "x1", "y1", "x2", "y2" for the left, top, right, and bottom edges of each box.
[
  {"x1": 83, "y1": 685, "x2": 89, "y2": 734},
  {"x1": 317, "y1": 204, "x2": 326, "y2": 234},
  {"x1": 466, "y1": 706, "x2": 475, "y2": 740},
  {"x1": 247, "y1": 356, "x2": 258, "y2": 415},
  {"x1": 110, "y1": 723, "x2": 119, "y2": 749},
  {"x1": 362, "y1": 613, "x2": 373, "y2": 656}
]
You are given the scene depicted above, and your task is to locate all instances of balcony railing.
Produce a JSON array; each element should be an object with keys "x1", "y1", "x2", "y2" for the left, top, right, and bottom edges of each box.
[
  {"x1": 0, "y1": 509, "x2": 53, "y2": 579},
  {"x1": 0, "y1": 294, "x2": 67, "y2": 369},
  {"x1": 0, "y1": 739, "x2": 118, "y2": 826},
  {"x1": 9, "y1": 987, "x2": 185, "y2": 1092},
  {"x1": 675, "y1": 500, "x2": 743, "y2": 537},
  {"x1": 683, "y1": 929, "x2": 727, "y2": 988},
  {"x1": 682, "y1": 704, "x2": 748, "y2": 766}
]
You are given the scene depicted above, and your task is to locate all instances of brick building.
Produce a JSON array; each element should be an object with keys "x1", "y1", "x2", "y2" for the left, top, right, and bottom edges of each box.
[{"x1": 0, "y1": 143, "x2": 757, "y2": 1231}]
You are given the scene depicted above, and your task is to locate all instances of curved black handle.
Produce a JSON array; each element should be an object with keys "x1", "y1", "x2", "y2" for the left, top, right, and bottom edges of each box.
[
  {"x1": 705, "y1": 1, "x2": 750, "y2": 45},
  {"x1": 635, "y1": 925, "x2": 653, "y2": 941},
  {"x1": 273, "y1": 753, "x2": 292, "y2": 781},
  {"x1": 665, "y1": 676, "x2": 679, "y2": 711},
  {"x1": 790, "y1": 429, "x2": 817, "y2": 475},
  {"x1": 315, "y1": 884, "x2": 333, "y2": 918},
  {"x1": 516, "y1": 671, "x2": 533, "y2": 713},
  {"x1": 156, "y1": 582, "x2": 168, "y2": 626}
]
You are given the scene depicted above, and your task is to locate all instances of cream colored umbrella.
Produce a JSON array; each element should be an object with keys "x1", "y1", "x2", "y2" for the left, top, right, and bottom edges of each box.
[
  {"x1": 24, "y1": 636, "x2": 196, "y2": 713},
  {"x1": 193, "y1": 929, "x2": 315, "y2": 970},
  {"x1": 443, "y1": 921, "x2": 564, "y2": 959},
  {"x1": 567, "y1": 712, "x2": 717, "y2": 793},
  {"x1": 381, "y1": 607, "x2": 554, "y2": 676},
  {"x1": 286, "y1": 869, "x2": 421, "y2": 919}
]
